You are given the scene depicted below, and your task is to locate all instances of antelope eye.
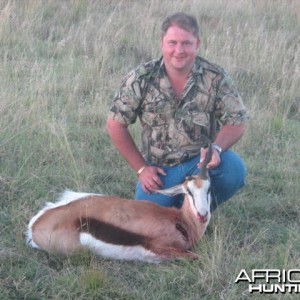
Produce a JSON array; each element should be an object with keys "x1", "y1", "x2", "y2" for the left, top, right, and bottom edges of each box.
[{"x1": 186, "y1": 187, "x2": 193, "y2": 197}]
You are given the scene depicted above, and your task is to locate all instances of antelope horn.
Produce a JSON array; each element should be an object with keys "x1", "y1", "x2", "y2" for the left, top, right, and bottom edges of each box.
[{"x1": 198, "y1": 136, "x2": 213, "y2": 180}]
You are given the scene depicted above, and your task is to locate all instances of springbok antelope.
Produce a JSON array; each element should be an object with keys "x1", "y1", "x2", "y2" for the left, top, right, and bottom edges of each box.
[{"x1": 26, "y1": 146, "x2": 212, "y2": 263}]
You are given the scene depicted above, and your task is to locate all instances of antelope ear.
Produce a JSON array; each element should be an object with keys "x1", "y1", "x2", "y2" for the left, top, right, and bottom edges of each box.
[{"x1": 155, "y1": 184, "x2": 184, "y2": 197}]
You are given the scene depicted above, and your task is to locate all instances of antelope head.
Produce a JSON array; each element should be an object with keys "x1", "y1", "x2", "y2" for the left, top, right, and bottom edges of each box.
[{"x1": 156, "y1": 142, "x2": 213, "y2": 223}]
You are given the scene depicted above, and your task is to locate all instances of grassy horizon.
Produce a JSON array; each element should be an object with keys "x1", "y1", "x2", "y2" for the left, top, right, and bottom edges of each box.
[{"x1": 1, "y1": 0, "x2": 300, "y2": 299}]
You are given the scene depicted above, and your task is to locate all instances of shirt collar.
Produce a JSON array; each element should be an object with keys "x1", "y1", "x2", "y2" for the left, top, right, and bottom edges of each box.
[{"x1": 158, "y1": 56, "x2": 204, "y2": 78}]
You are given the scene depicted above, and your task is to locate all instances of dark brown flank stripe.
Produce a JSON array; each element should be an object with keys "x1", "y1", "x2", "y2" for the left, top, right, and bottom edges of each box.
[{"x1": 76, "y1": 217, "x2": 147, "y2": 246}]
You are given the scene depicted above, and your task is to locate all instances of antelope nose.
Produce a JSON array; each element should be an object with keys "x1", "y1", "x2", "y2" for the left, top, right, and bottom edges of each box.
[{"x1": 197, "y1": 211, "x2": 208, "y2": 223}]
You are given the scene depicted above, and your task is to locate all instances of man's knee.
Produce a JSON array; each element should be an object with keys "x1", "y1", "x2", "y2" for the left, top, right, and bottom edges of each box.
[{"x1": 210, "y1": 150, "x2": 246, "y2": 209}]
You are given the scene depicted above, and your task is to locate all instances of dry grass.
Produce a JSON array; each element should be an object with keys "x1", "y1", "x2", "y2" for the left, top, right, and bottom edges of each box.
[{"x1": 0, "y1": 0, "x2": 299, "y2": 299}]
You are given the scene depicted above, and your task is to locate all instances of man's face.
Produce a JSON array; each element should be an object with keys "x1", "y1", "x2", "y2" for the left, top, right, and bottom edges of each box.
[{"x1": 161, "y1": 25, "x2": 200, "y2": 74}]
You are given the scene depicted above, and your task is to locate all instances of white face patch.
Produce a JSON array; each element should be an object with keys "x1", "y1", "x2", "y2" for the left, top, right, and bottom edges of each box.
[
  {"x1": 186, "y1": 179, "x2": 211, "y2": 219},
  {"x1": 79, "y1": 233, "x2": 163, "y2": 263}
]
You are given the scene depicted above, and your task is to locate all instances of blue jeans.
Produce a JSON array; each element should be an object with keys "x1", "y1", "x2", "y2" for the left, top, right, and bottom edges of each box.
[{"x1": 135, "y1": 150, "x2": 246, "y2": 211}]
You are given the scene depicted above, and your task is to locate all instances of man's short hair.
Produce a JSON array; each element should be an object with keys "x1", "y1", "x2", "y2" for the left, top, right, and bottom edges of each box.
[{"x1": 161, "y1": 12, "x2": 200, "y2": 38}]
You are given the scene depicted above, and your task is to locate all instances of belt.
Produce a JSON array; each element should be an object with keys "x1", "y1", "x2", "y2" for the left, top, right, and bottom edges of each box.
[{"x1": 163, "y1": 152, "x2": 197, "y2": 167}]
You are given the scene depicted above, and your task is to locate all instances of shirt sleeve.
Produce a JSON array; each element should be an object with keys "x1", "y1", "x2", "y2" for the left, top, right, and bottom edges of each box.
[
  {"x1": 108, "y1": 70, "x2": 143, "y2": 125},
  {"x1": 215, "y1": 72, "x2": 248, "y2": 127}
]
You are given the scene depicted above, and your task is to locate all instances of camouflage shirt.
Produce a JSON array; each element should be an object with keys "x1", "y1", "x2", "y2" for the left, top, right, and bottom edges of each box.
[{"x1": 109, "y1": 56, "x2": 247, "y2": 166}]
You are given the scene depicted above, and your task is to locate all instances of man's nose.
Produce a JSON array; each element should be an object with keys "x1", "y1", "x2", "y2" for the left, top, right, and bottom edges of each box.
[{"x1": 175, "y1": 43, "x2": 184, "y2": 53}]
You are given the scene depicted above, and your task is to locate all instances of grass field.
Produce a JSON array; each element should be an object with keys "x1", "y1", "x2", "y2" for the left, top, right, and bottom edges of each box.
[{"x1": 0, "y1": 0, "x2": 300, "y2": 299}]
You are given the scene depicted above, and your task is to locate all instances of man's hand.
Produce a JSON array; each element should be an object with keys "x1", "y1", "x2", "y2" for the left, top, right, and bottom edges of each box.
[
  {"x1": 198, "y1": 147, "x2": 221, "y2": 170},
  {"x1": 138, "y1": 166, "x2": 167, "y2": 193},
  {"x1": 197, "y1": 124, "x2": 246, "y2": 170}
]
